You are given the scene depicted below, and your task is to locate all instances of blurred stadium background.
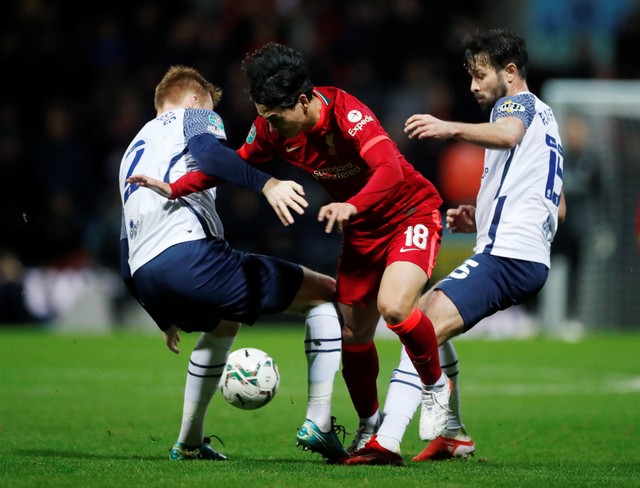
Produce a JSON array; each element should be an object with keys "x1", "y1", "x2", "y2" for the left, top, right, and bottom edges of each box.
[{"x1": 1, "y1": 0, "x2": 639, "y2": 335}]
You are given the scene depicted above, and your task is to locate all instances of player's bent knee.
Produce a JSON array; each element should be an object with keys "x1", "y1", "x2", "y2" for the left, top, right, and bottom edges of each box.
[{"x1": 377, "y1": 301, "x2": 415, "y2": 326}]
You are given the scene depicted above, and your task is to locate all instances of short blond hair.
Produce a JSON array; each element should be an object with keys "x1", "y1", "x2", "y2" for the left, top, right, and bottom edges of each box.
[{"x1": 154, "y1": 65, "x2": 223, "y2": 111}]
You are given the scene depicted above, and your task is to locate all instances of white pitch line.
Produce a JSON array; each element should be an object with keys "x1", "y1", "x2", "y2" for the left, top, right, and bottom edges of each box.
[{"x1": 461, "y1": 378, "x2": 640, "y2": 396}]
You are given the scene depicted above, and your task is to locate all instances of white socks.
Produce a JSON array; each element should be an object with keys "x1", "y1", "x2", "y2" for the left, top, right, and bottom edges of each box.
[
  {"x1": 438, "y1": 340, "x2": 463, "y2": 433},
  {"x1": 376, "y1": 341, "x2": 463, "y2": 452},
  {"x1": 178, "y1": 332, "x2": 235, "y2": 446},
  {"x1": 376, "y1": 346, "x2": 421, "y2": 454},
  {"x1": 304, "y1": 303, "x2": 342, "y2": 432}
]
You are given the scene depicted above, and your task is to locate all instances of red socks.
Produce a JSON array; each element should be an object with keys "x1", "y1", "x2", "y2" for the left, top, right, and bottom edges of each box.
[
  {"x1": 387, "y1": 308, "x2": 442, "y2": 385},
  {"x1": 341, "y1": 341, "x2": 379, "y2": 418}
]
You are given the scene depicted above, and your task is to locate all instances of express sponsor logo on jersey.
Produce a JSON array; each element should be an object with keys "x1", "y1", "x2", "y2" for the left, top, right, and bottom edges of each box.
[
  {"x1": 206, "y1": 113, "x2": 226, "y2": 138},
  {"x1": 348, "y1": 114, "x2": 374, "y2": 136},
  {"x1": 245, "y1": 124, "x2": 257, "y2": 144},
  {"x1": 496, "y1": 100, "x2": 526, "y2": 114}
]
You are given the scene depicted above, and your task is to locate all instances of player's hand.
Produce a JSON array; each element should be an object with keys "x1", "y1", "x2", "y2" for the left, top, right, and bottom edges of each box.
[
  {"x1": 163, "y1": 325, "x2": 181, "y2": 354},
  {"x1": 127, "y1": 174, "x2": 172, "y2": 198},
  {"x1": 446, "y1": 205, "x2": 477, "y2": 233},
  {"x1": 318, "y1": 202, "x2": 357, "y2": 233},
  {"x1": 404, "y1": 114, "x2": 452, "y2": 140},
  {"x1": 262, "y1": 177, "x2": 308, "y2": 226}
]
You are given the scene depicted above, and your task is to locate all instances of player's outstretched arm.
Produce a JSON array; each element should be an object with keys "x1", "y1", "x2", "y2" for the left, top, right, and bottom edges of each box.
[
  {"x1": 127, "y1": 175, "x2": 172, "y2": 198},
  {"x1": 405, "y1": 113, "x2": 524, "y2": 149},
  {"x1": 127, "y1": 171, "x2": 222, "y2": 199},
  {"x1": 404, "y1": 113, "x2": 457, "y2": 140},
  {"x1": 262, "y1": 177, "x2": 308, "y2": 226}
]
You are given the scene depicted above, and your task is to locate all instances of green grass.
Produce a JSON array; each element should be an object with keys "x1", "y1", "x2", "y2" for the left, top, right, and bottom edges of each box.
[{"x1": 1, "y1": 325, "x2": 639, "y2": 487}]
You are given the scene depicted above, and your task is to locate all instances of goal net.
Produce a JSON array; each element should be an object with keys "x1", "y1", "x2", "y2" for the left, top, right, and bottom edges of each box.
[{"x1": 540, "y1": 80, "x2": 640, "y2": 332}]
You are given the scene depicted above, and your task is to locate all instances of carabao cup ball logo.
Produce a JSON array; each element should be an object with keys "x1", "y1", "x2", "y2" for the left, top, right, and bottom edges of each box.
[{"x1": 347, "y1": 110, "x2": 363, "y2": 123}]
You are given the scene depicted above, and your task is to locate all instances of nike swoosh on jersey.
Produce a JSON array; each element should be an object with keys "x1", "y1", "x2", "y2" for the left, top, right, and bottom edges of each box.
[
  {"x1": 399, "y1": 247, "x2": 421, "y2": 253},
  {"x1": 285, "y1": 145, "x2": 302, "y2": 152}
]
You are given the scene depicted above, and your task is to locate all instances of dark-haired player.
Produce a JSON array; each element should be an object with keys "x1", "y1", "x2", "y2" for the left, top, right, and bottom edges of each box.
[
  {"x1": 346, "y1": 28, "x2": 565, "y2": 465},
  {"x1": 156, "y1": 42, "x2": 449, "y2": 462}
]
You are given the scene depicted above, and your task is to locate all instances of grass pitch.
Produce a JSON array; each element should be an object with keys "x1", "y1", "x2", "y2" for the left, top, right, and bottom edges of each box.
[{"x1": 1, "y1": 324, "x2": 639, "y2": 487}]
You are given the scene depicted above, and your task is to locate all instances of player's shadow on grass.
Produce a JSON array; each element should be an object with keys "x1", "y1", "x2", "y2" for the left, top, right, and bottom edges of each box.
[
  {"x1": 15, "y1": 448, "x2": 166, "y2": 461},
  {"x1": 16, "y1": 449, "x2": 329, "y2": 463}
]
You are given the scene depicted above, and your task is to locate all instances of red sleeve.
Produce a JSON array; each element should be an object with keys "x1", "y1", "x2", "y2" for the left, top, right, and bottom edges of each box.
[
  {"x1": 169, "y1": 171, "x2": 221, "y2": 199},
  {"x1": 237, "y1": 120, "x2": 276, "y2": 164},
  {"x1": 346, "y1": 138, "x2": 404, "y2": 212}
]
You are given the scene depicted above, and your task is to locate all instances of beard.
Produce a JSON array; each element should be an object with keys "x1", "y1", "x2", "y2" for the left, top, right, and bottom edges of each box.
[
  {"x1": 478, "y1": 80, "x2": 508, "y2": 114},
  {"x1": 478, "y1": 99, "x2": 493, "y2": 114}
]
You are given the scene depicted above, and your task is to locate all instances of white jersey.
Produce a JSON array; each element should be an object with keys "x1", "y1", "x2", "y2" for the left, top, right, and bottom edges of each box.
[
  {"x1": 474, "y1": 92, "x2": 563, "y2": 267},
  {"x1": 119, "y1": 108, "x2": 227, "y2": 274}
]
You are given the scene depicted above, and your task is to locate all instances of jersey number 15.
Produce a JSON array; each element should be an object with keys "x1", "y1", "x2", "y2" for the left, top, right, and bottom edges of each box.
[{"x1": 545, "y1": 134, "x2": 563, "y2": 207}]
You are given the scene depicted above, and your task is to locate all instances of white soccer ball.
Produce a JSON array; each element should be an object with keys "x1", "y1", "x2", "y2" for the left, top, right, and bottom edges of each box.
[{"x1": 219, "y1": 347, "x2": 280, "y2": 410}]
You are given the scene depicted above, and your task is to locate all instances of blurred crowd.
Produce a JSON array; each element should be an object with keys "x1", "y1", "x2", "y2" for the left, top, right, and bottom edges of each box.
[{"x1": 1, "y1": 0, "x2": 639, "y2": 324}]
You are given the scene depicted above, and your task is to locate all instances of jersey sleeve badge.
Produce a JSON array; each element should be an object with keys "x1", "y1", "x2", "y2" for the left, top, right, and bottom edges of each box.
[
  {"x1": 245, "y1": 123, "x2": 257, "y2": 144},
  {"x1": 493, "y1": 94, "x2": 536, "y2": 128},
  {"x1": 496, "y1": 99, "x2": 526, "y2": 114},
  {"x1": 206, "y1": 112, "x2": 226, "y2": 139}
]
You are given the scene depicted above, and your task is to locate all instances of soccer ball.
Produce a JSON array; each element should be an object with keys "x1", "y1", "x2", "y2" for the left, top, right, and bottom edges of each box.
[{"x1": 219, "y1": 348, "x2": 280, "y2": 410}]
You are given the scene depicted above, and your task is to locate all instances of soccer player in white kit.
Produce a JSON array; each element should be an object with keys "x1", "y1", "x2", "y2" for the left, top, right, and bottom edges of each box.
[
  {"x1": 119, "y1": 66, "x2": 344, "y2": 461},
  {"x1": 345, "y1": 28, "x2": 565, "y2": 465}
]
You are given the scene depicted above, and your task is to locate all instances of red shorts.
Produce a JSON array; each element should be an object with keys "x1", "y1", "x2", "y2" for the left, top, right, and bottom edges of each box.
[{"x1": 336, "y1": 207, "x2": 442, "y2": 307}]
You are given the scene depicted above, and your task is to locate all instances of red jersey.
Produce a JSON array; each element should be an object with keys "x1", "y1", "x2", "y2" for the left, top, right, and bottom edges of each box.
[
  {"x1": 237, "y1": 87, "x2": 442, "y2": 232},
  {"x1": 167, "y1": 86, "x2": 444, "y2": 306}
]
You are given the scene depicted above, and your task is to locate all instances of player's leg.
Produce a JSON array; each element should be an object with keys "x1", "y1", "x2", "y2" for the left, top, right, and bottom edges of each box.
[
  {"x1": 286, "y1": 266, "x2": 348, "y2": 462},
  {"x1": 377, "y1": 346, "x2": 421, "y2": 451},
  {"x1": 339, "y1": 300, "x2": 384, "y2": 452},
  {"x1": 331, "y1": 226, "x2": 393, "y2": 453},
  {"x1": 412, "y1": 340, "x2": 475, "y2": 461},
  {"x1": 301, "y1": 302, "x2": 342, "y2": 432},
  {"x1": 193, "y1": 252, "x2": 343, "y2": 462},
  {"x1": 346, "y1": 338, "x2": 475, "y2": 465},
  {"x1": 417, "y1": 258, "x2": 510, "y2": 450},
  {"x1": 349, "y1": 253, "x2": 551, "y2": 463},
  {"x1": 170, "y1": 320, "x2": 240, "y2": 461},
  {"x1": 285, "y1": 265, "x2": 337, "y2": 312},
  {"x1": 378, "y1": 261, "x2": 450, "y2": 442},
  {"x1": 285, "y1": 266, "x2": 344, "y2": 423},
  {"x1": 419, "y1": 286, "x2": 469, "y2": 447},
  {"x1": 344, "y1": 345, "x2": 421, "y2": 465},
  {"x1": 295, "y1": 301, "x2": 348, "y2": 462},
  {"x1": 379, "y1": 261, "x2": 440, "y2": 382},
  {"x1": 413, "y1": 255, "x2": 549, "y2": 459},
  {"x1": 347, "y1": 265, "x2": 451, "y2": 465},
  {"x1": 439, "y1": 340, "x2": 465, "y2": 434}
]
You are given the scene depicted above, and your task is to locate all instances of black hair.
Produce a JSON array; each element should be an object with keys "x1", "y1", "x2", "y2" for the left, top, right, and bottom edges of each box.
[
  {"x1": 241, "y1": 42, "x2": 315, "y2": 108},
  {"x1": 463, "y1": 28, "x2": 528, "y2": 79}
]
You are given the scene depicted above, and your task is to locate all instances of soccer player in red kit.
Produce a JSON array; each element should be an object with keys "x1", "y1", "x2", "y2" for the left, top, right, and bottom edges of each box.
[{"x1": 142, "y1": 43, "x2": 451, "y2": 462}]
